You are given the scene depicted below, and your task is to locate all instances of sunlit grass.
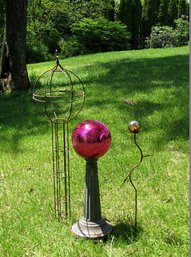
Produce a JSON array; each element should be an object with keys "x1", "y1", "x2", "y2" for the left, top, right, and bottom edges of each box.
[{"x1": 0, "y1": 46, "x2": 189, "y2": 256}]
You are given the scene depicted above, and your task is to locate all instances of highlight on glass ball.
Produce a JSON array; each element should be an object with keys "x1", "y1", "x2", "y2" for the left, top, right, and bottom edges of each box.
[
  {"x1": 72, "y1": 119, "x2": 111, "y2": 159},
  {"x1": 128, "y1": 120, "x2": 140, "y2": 134}
]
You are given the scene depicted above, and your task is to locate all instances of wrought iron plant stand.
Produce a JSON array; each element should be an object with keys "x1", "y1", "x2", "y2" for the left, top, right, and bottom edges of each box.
[{"x1": 33, "y1": 52, "x2": 85, "y2": 221}]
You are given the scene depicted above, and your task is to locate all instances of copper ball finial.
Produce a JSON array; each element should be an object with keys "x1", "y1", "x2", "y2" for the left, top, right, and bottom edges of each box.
[{"x1": 128, "y1": 120, "x2": 140, "y2": 134}]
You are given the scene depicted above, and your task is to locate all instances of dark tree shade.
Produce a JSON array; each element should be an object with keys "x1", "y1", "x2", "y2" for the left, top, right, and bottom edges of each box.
[
  {"x1": 142, "y1": 0, "x2": 160, "y2": 38},
  {"x1": 131, "y1": 0, "x2": 142, "y2": 49},
  {"x1": 118, "y1": 0, "x2": 142, "y2": 49},
  {"x1": 104, "y1": 0, "x2": 115, "y2": 21},
  {"x1": 178, "y1": 0, "x2": 189, "y2": 18},
  {"x1": 168, "y1": 0, "x2": 178, "y2": 26},
  {"x1": 0, "y1": 0, "x2": 30, "y2": 91},
  {"x1": 157, "y1": 0, "x2": 169, "y2": 25},
  {"x1": 0, "y1": 0, "x2": 5, "y2": 42}
]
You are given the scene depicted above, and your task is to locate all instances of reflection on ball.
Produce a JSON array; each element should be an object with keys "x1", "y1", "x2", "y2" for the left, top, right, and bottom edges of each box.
[
  {"x1": 128, "y1": 120, "x2": 140, "y2": 133},
  {"x1": 72, "y1": 120, "x2": 111, "y2": 159}
]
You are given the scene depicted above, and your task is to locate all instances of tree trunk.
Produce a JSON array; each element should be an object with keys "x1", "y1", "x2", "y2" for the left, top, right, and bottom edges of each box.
[{"x1": 0, "y1": 0, "x2": 30, "y2": 91}]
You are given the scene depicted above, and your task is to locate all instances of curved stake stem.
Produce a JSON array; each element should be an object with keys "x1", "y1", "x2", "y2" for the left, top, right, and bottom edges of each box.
[{"x1": 124, "y1": 133, "x2": 152, "y2": 230}]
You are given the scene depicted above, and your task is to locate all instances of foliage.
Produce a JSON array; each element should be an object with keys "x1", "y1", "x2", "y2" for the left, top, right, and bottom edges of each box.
[
  {"x1": 174, "y1": 18, "x2": 189, "y2": 46},
  {"x1": 60, "y1": 36, "x2": 82, "y2": 58},
  {"x1": 43, "y1": 28, "x2": 61, "y2": 54},
  {"x1": 178, "y1": 0, "x2": 189, "y2": 18},
  {"x1": 26, "y1": 0, "x2": 118, "y2": 60},
  {"x1": 68, "y1": 0, "x2": 116, "y2": 22},
  {"x1": 142, "y1": 0, "x2": 189, "y2": 37},
  {"x1": 27, "y1": 0, "x2": 116, "y2": 39},
  {"x1": 117, "y1": 0, "x2": 142, "y2": 49},
  {"x1": 146, "y1": 16, "x2": 189, "y2": 49},
  {"x1": 1, "y1": 0, "x2": 189, "y2": 62},
  {"x1": 104, "y1": 0, "x2": 115, "y2": 21},
  {"x1": 26, "y1": 31, "x2": 51, "y2": 63},
  {"x1": 146, "y1": 26, "x2": 178, "y2": 48},
  {"x1": 0, "y1": 0, "x2": 5, "y2": 45},
  {"x1": 117, "y1": 0, "x2": 129, "y2": 23},
  {"x1": 142, "y1": 0, "x2": 160, "y2": 37},
  {"x1": 71, "y1": 18, "x2": 131, "y2": 54},
  {"x1": 0, "y1": 46, "x2": 189, "y2": 256},
  {"x1": 168, "y1": 0, "x2": 178, "y2": 26},
  {"x1": 157, "y1": 0, "x2": 169, "y2": 25},
  {"x1": 27, "y1": 0, "x2": 69, "y2": 53}
]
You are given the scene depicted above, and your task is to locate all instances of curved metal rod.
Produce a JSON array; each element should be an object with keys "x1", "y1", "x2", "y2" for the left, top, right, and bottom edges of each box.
[{"x1": 123, "y1": 133, "x2": 152, "y2": 230}]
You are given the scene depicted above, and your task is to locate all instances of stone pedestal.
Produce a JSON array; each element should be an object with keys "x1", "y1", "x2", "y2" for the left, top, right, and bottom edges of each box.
[{"x1": 72, "y1": 158, "x2": 112, "y2": 239}]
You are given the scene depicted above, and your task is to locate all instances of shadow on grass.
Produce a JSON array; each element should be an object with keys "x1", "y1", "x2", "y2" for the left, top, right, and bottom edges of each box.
[
  {"x1": 0, "y1": 90, "x2": 50, "y2": 153},
  {"x1": 82, "y1": 53, "x2": 189, "y2": 150},
  {"x1": 0, "y1": 52, "x2": 188, "y2": 153},
  {"x1": 110, "y1": 220, "x2": 143, "y2": 244},
  {"x1": 82, "y1": 54, "x2": 188, "y2": 94}
]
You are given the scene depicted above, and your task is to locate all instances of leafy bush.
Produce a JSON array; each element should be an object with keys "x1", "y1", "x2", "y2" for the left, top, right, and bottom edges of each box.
[
  {"x1": 174, "y1": 18, "x2": 189, "y2": 46},
  {"x1": 145, "y1": 26, "x2": 178, "y2": 48},
  {"x1": 26, "y1": 32, "x2": 51, "y2": 63},
  {"x1": 71, "y1": 18, "x2": 131, "y2": 54}
]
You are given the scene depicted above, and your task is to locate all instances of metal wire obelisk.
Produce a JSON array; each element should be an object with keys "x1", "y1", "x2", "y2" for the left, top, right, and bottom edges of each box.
[{"x1": 33, "y1": 51, "x2": 85, "y2": 221}]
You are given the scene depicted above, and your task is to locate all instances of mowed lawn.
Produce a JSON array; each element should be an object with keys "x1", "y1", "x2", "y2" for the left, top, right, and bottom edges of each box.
[{"x1": 0, "y1": 46, "x2": 189, "y2": 256}]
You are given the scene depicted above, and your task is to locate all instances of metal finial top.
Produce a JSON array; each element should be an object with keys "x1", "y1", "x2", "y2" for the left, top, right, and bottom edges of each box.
[
  {"x1": 128, "y1": 120, "x2": 140, "y2": 134},
  {"x1": 33, "y1": 48, "x2": 85, "y2": 124}
]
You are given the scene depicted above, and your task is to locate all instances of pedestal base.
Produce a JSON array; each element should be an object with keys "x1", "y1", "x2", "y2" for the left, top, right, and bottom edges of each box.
[{"x1": 72, "y1": 218, "x2": 113, "y2": 239}]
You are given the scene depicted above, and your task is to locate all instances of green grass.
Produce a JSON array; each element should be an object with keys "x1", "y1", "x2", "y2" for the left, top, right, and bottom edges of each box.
[{"x1": 0, "y1": 46, "x2": 189, "y2": 257}]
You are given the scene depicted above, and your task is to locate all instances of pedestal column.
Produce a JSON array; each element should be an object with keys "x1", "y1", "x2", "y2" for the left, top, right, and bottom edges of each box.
[{"x1": 72, "y1": 158, "x2": 112, "y2": 238}]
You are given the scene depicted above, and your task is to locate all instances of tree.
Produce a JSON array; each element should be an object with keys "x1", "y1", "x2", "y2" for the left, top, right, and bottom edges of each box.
[
  {"x1": 142, "y1": 0, "x2": 160, "y2": 38},
  {"x1": 27, "y1": 0, "x2": 117, "y2": 56},
  {"x1": 157, "y1": 0, "x2": 169, "y2": 26},
  {"x1": 0, "y1": 0, "x2": 30, "y2": 91},
  {"x1": 178, "y1": 0, "x2": 189, "y2": 18},
  {"x1": 67, "y1": 0, "x2": 116, "y2": 22},
  {"x1": 104, "y1": 0, "x2": 116, "y2": 21},
  {"x1": 0, "y1": 0, "x2": 5, "y2": 43},
  {"x1": 118, "y1": 0, "x2": 142, "y2": 49},
  {"x1": 168, "y1": 0, "x2": 178, "y2": 26}
]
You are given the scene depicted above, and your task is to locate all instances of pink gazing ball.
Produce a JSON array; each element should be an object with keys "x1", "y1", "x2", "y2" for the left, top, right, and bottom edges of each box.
[{"x1": 72, "y1": 120, "x2": 111, "y2": 159}]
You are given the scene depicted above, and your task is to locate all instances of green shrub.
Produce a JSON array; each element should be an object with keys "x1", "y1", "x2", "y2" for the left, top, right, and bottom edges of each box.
[
  {"x1": 26, "y1": 32, "x2": 51, "y2": 63},
  {"x1": 174, "y1": 18, "x2": 189, "y2": 46},
  {"x1": 71, "y1": 18, "x2": 131, "y2": 54},
  {"x1": 146, "y1": 26, "x2": 178, "y2": 48}
]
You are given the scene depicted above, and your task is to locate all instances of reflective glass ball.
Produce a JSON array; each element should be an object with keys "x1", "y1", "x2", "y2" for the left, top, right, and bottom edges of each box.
[
  {"x1": 128, "y1": 120, "x2": 140, "y2": 133},
  {"x1": 72, "y1": 120, "x2": 111, "y2": 159}
]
